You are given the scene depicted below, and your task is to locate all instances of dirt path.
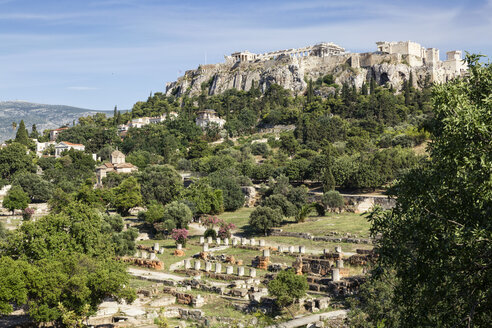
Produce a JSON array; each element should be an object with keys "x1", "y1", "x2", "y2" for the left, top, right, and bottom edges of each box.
[{"x1": 266, "y1": 309, "x2": 347, "y2": 328}]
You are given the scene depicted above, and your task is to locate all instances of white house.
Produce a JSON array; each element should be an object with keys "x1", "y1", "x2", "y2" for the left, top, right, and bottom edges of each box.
[
  {"x1": 55, "y1": 141, "x2": 85, "y2": 158},
  {"x1": 49, "y1": 127, "x2": 69, "y2": 141},
  {"x1": 195, "y1": 109, "x2": 226, "y2": 129},
  {"x1": 34, "y1": 139, "x2": 55, "y2": 157}
]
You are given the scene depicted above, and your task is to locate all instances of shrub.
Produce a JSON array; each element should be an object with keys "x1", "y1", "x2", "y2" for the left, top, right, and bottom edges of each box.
[
  {"x1": 262, "y1": 194, "x2": 297, "y2": 217},
  {"x1": 3, "y1": 185, "x2": 29, "y2": 214},
  {"x1": 22, "y1": 207, "x2": 35, "y2": 221},
  {"x1": 251, "y1": 142, "x2": 270, "y2": 156},
  {"x1": 322, "y1": 190, "x2": 344, "y2": 211},
  {"x1": 161, "y1": 201, "x2": 193, "y2": 229},
  {"x1": 249, "y1": 206, "x2": 283, "y2": 236},
  {"x1": 204, "y1": 228, "x2": 217, "y2": 239},
  {"x1": 140, "y1": 202, "x2": 165, "y2": 224},
  {"x1": 171, "y1": 228, "x2": 189, "y2": 247},
  {"x1": 218, "y1": 222, "x2": 236, "y2": 239}
]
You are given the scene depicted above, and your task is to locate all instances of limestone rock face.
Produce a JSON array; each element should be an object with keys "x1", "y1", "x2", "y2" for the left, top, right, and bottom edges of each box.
[{"x1": 165, "y1": 53, "x2": 463, "y2": 97}]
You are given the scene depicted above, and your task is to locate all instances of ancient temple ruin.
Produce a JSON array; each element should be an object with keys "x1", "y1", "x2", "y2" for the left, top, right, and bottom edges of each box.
[
  {"x1": 375, "y1": 40, "x2": 466, "y2": 71},
  {"x1": 226, "y1": 42, "x2": 345, "y2": 63}
]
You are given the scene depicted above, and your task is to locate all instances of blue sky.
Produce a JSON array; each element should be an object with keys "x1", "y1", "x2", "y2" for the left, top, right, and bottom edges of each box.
[{"x1": 0, "y1": 0, "x2": 490, "y2": 110}]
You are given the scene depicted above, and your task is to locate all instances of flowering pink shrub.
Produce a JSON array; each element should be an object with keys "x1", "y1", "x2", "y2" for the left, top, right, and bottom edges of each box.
[
  {"x1": 22, "y1": 207, "x2": 35, "y2": 221},
  {"x1": 171, "y1": 228, "x2": 189, "y2": 247},
  {"x1": 202, "y1": 215, "x2": 220, "y2": 229},
  {"x1": 218, "y1": 222, "x2": 236, "y2": 239}
]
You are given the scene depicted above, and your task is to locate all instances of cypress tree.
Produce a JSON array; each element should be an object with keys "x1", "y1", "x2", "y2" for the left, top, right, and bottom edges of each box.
[
  {"x1": 361, "y1": 83, "x2": 368, "y2": 96},
  {"x1": 113, "y1": 106, "x2": 118, "y2": 125},
  {"x1": 29, "y1": 124, "x2": 39, "y2": 139},
  {"x1": 322, "y1": 167, "x2": 336, "y2": 192},
  {"x1": 370, "y1": 77, "x2": 377, "y2": 95},
  {"x1": 15, "y1": 120, "x2": 29, "y2": 145},
  {"x1": 306, "y1": 79, "x2": 314, "y2": 104}
]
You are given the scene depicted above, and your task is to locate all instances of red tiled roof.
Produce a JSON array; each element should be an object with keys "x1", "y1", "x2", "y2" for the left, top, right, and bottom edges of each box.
[
  {"x1": 115, "y1": 163, "x2": 137, "y2": 169},
  {"x1": 59, "y1": 141, "x2": 84, "y2": 147}
]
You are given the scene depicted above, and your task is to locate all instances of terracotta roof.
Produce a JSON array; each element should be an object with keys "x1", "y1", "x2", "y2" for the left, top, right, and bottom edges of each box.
[
  {"x1": 104, "y1": 162, "x2": 114, "y2": 168},
  {"x1": 52, "y1": 127, "x2": 68, "y2": 131},
  {"x1": 58, "y1": 141, "x2": 84, "y2": 147},
  {"x1": 115, "y1": 163, "x2": 137, "y2": 169}
]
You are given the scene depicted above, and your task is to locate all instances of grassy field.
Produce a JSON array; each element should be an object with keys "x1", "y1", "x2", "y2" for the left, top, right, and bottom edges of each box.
[
  {"x1": 217, "y1": 207, "x2": 254, "y2": 235},
  {"x1": 219, "y1": 207, "x2": 371, "y2": 237},
  {"x1": 218, "y1": 208, "x2": 371, "y2": 238},
  {"x1": 281, "y1": 212, "x2": 372, "y2": 238}
]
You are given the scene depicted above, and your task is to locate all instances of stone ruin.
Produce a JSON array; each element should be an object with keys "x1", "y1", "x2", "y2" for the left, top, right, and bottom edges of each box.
[
  {"x1": 162, "y1": 286, "x2": 205, "y2": 308},
  {"x1": 226, "y1": 42, "x2": 345, "y2": 63},
  {"x1": 251, "y1": 248, "x2": 271, "y2": 270},
  {"x1": 118, "y1": 257, "x2": 164, "y2": 270}
]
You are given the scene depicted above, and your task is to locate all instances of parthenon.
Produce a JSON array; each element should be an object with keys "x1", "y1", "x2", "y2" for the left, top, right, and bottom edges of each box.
[{"x1": 226, "y1": 42, "x2": 345, "y2": 63}]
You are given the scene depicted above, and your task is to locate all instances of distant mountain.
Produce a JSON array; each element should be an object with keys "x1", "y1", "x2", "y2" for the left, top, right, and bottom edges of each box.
[{"x1": 0, "y1": 101, "x2": 109, "y2": 142}]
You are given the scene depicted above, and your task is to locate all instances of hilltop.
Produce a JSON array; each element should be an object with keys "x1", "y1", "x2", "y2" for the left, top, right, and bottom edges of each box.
[
  {"x1": 0, "y1": 101, "x2": 108, "y2": 142},
  {"x1": 166, "y1": 40, "x2": 466, "y2": 97}
]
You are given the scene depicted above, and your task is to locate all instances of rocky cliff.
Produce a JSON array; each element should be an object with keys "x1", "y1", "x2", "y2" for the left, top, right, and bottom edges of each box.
[{"x1": 165, "y1": 52, "x2": 464, "y2": 97}]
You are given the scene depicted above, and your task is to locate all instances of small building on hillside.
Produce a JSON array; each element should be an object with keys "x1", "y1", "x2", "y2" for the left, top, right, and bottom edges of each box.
[
  {"x1": 195, "y1": 109, "x2": 226, "y2": 129},
  {"x1": 49, "y1": 127, "x2": 69, "y2": 141},
  {"x1": 55, "y1": 141, "x2": 85, "y2": 158},
  {"x1": 34, "y1": 139, "x2": 55, "y2": 156},
  {"x1": 95, "y1": 150, "x2": 138, "y2": 187}
]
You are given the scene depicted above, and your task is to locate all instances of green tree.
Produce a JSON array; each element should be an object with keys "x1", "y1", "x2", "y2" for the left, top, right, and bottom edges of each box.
[
  {"x1": 262, "y1": 194, "x2": 297, "y2": 217},
  {"x1": 0, "y1": 201, "x2": 137, "y2": 323},
  {"x1": 48, "y1": 188, "x2": 74, "y2": 214},
  {"x1": 182, "y1": 179, "x2": 224, "y2": 216},
  {"x1": 138, "y1": 165, "x2": 183, "y2": 205},
  {"x1": 14, "y1": 120, "x2": 29, "y2": 146},
  {"x1": 0, "y1": 143, "x2": 35, "y2": 181},
  {"x1": 3, "y1": 185, "x2": 29, "y2": 214},
  {"x1": 0, "y1": 257, "x2": 29, "y2": 315},
  {"x1": 160, "y1": 201, "x2": 193, "y2": 230},
  {"x1": 30, "y1": 124, "x2": 39, "y2": 139},
  {"x1": 139, "y1": 202, "x2": 165, "y2": 224},
  {"x1": 322, "y1": 190, "x2": 344, "y2": 211},
  {"x1": 12, "y1": 172, "x2": 54, "y2": 203},
  {"x1": 209, "y1": 170, "x2": 245, "y2": 211},
  {"x1": 268, "y1": 268, "x2": 308, "y2": 317},
  {"x1": 112, "y1": 176, "x2": 142, "y2": 215},
  {"x1": 366, "y1": 55, "x2": 491, "y2": 327},
  {"x1": 249, "y1": 206, "x2": 283, "y2": 235},
  {"x1": 322, "y1": 167, "x2": 336, "y2": 192}
]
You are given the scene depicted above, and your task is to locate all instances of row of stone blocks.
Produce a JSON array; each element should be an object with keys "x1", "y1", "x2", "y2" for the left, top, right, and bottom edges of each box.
[
  {"x1": 199, "y1": 236, "x2": 268, "y2": 247},
  {"x1": 184, "y1": 259, "x2": 257, "y2": 278},
  {"x1": 134, "y1": 250, "x2": 163, "y2": 260}
]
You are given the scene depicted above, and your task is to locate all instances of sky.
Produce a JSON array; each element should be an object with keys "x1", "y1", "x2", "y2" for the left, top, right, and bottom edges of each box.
[{"x1": 0, "y1": 0, "x2": 490, "y2": 110}]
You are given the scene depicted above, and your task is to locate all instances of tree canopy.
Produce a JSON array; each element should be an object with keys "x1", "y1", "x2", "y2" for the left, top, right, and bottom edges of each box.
[{"x1": 360, "y1": 55, "x2": 492, "y2": 327}]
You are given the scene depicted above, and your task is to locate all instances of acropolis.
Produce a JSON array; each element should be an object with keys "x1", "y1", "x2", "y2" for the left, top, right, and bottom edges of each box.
[{"x1": 225, "y1": 40, "x2": 466, "y2": 73}]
